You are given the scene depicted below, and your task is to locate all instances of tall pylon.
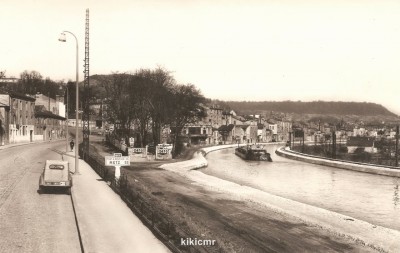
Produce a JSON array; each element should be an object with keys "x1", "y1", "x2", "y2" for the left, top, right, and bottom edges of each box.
[{"x1": 82, "y1": 8, "x2": 90, "y2": 158}]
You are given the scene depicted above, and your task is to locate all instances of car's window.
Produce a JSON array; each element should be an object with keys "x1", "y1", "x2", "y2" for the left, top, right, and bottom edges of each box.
[{"x1": 49, "y1": 165, "x2": 64, "y2": 170}]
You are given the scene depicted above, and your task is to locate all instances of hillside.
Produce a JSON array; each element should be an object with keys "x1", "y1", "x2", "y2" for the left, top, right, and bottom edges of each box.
[
  {"x1": 222, "y1": 101, "x2": 397, "y2": 117},
  {"x1": 86, "y1": 75, "x2": 398, "y2": 121}
]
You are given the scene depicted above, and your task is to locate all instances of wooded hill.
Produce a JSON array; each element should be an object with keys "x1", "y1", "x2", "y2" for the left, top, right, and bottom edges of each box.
[{"x1": 220, "y1": 101, "x2": 397, "y2": 117}]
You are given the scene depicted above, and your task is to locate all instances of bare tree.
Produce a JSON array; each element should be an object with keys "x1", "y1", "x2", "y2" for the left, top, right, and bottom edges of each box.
[
  {"x1": 168, "y1": 84, "x2": 206, "y2": 156},
  {"x1": 127, "y1": 73, "x2": 153, "y2": 147},
  {"x1": 100, "y1": 73, "x2": 133, "y2": 139},
  {"x1": 135, "y1": 67, "x2": 176, "y2": 146},
  {"x1": 99, "y1": 68, "x2": 205, "y2": 156},
  {"x1": 19, "y1": 70, "x2": 43, "y2": 94}
]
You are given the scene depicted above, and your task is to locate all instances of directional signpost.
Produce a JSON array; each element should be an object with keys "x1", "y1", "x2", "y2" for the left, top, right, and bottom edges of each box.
[{"x1": 105, "y1": 153, "x2": 130, "y2": 179}]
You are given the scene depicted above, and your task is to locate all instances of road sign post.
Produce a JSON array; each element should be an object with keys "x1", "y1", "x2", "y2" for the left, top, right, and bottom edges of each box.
[
  {"x1": 114, "y1": 166, "x2": 121, "y2": 179},
  {"x1": 105, "y1": 153, "x2": 130, "y2": 180}
]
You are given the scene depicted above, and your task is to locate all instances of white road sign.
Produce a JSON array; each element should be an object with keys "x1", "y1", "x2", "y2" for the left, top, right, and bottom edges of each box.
[{"x1": 105, "y1": 153, "x2": 130, "y2": 166}]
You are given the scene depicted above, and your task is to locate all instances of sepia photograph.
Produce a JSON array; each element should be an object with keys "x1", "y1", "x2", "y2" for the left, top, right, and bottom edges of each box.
[{"x1": 0, "y1": 1, "x2": 399, "y2": 252}]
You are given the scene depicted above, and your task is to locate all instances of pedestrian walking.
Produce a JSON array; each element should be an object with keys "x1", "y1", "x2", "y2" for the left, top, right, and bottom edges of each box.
[{"x1": 70, "y1": 139, "x2": 75, "y2": 151}]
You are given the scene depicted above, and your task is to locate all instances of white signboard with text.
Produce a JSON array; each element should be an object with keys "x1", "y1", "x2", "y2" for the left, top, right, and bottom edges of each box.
[{"x1": 105, "y1": 153, "x2": 130, "y2": 166}]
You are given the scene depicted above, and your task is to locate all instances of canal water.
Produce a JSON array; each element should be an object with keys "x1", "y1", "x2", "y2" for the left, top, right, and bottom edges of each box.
[{"x1": 201, "y1": 144, "x2": 400, "y2": 231}]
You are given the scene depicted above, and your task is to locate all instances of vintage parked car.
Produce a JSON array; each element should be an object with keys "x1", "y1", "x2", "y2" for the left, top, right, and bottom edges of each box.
[{"x1": 39, "y1": 160, "x2": 73, "y2": 194}]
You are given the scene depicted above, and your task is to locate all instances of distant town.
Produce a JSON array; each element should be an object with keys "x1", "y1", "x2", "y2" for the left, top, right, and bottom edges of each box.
[{"x1": 0, "y1": 70, "x2": 399, "y2": 167}]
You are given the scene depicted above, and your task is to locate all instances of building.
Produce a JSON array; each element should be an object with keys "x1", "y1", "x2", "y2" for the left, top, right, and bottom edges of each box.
[
  {"x1": 353, "y1": 127, "x2": 366, "y2": 137},
  {"x1": 347, "y1": 136, "x2": 377, "y2": 154},
  {"x1": 34, "y1": 93, "x2": 65, "y2": 116},
  {"x1": 203, "y1": 105, "x2": 224, "y2": 128},
  {"x1": 217, "y1": 124, "x2": 235, "y2": 144},
  {"x1": 257, "y1": 123, "x2": 273, "y2": 142},
  {"x1": 267, "y1": 119, "x2": 278, "y2": 141},
  {"x1": 0, "y1": 92, "x2": 36, "y2": 144},
  {"x1": 178, "y1": 104, "x2": 225, "y2": 145},
  {"x1": 277, "y1": 120, "x2": 292, "y2": 142},
  {"x1": 237, "y1": 124, "x2": 257, "y2": 144},
  {"x1": 34, "y1": 109, "x2": 66, "y2": 141},
  {"x1": 0, "y1": 77, "x2": 19, "y2": 83},
  {"x1": 181, "y1": 123, "x2": 213, "y2": 145},
  {"x1": 0, "y1": 95, "x2": 9, "y2": 145}
]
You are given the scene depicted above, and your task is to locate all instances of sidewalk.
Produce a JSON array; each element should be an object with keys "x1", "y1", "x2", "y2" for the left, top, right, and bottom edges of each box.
[
  {"x1": 65, "y1": 151, "x2": 170, "y2": 253},
  {"x1": 0, "y1": 139, "x2": 63, "y2": 151}
]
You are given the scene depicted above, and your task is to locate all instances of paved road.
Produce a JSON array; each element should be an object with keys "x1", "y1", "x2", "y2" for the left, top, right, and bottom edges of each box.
[
  {"x1": 0, "y1": 141, "x2": 81, "y2": 253},
  {"x1": 0, "y1": 138, "x2": 170, "y2": 253}
]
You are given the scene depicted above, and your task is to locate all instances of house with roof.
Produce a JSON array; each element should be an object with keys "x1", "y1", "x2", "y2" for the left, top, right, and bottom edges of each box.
[
  {"x1": 266, "y1": 119, "x2": 278, "y2": 141},
  {"x1": 178, "y1": 104, "x2": 224, "y2": 145},
  {"x1": 346, "y1": 136, "x2": 377, "y2": 154},
  {"x1": 222, "y1": 110, "x2": 236, "y2": 125},
  {"x1": 34, "y1": 107, "x2": 66, "y2": 141},
  {"x1": 181, "y1": 123, "x2": 213, "y2": 145},
  {"x1": 0, "y1": 92, "x2": 36, "y2": 145},
  {"x1": 0, "y1": 77, "x2": 19, "y2": 84},
  {"x1": 257, "y1": 123, "x2": 272, "y2": 142},
  {"x1": 202, "y1": 104, "x2": 224, "y2": 128},
  {"x1": 217, "y1": 124, "x2": 235, "y2": 144},
  {"x1": 353, "y1": 127, "x2": 366, "y2": 137},
  {"x1": 277, "y1": 120, "x2": 292, "y2": 142},
  {"x1": 0, "y1": 95, "x2": 9, "y2": 145},
  {"x1": 236, "y1": 124, "x2": 258, "y2": 144}
]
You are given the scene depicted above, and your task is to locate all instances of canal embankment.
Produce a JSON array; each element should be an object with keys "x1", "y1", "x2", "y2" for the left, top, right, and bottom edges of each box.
[
  {"x1": 159, "y1": 143, "x2": 246, "y2": 172},
  {"x1": 160, "y1": 143, "x2": 400, "y2": 253},
  {"x1": 276, "y1": 146, "x2": 400, "y2": 178}
]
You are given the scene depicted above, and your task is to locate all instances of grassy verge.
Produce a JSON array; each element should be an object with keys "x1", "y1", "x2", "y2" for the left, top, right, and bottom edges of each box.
[{"x1": 86, "y1": 141, "x2": 226, "y2": 252}]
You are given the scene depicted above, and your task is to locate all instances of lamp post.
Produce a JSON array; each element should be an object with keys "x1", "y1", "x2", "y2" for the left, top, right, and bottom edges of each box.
[
  {"x1": 65, "y1": 85, "x2": 69, "y2": 152},
  {"x1": 59, "y1": 31, "x2": 79, "y2": 175},
  {"x1": 60, "y1": 85, "x2": 69, "y2": 152}
]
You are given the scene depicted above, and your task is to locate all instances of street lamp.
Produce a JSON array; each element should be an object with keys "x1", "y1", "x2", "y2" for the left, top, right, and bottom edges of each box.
[
  {"x1": 59, "y1": 85, "x2": 69, "y2": 152},
  {"x1": 59, "y1": 31, "x2": 80, "y2": 175}
]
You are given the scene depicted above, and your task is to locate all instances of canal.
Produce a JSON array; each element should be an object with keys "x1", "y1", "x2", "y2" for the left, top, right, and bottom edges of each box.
[{"x1": 201, "y1": 144, "x2": 400, "y2": 231}]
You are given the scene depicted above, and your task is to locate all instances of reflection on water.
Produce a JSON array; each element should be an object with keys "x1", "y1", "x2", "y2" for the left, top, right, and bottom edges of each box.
[{"x1": 202, "y1": 145, "x2": 400, "y2": 231}]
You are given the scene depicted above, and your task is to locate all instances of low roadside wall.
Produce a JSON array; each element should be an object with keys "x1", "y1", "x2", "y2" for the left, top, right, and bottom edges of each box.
[{"x1": 276, "y1": 147, "x2": 400, "y2": 178}]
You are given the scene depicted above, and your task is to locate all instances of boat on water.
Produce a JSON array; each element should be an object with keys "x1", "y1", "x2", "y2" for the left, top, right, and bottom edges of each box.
[{"x1": 235, "y1": 144, "x2": 272, "y2": 162}]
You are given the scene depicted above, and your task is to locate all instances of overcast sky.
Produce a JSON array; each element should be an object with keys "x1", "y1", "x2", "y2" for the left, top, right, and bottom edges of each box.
[{"x1": 1, "y1": 0, "x2": 400, "y2": 114}]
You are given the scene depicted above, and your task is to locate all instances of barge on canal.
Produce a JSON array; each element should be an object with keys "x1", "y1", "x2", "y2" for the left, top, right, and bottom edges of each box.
[{"x1": 235, "y1": 144, "x2": 272, "y2": 162}]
